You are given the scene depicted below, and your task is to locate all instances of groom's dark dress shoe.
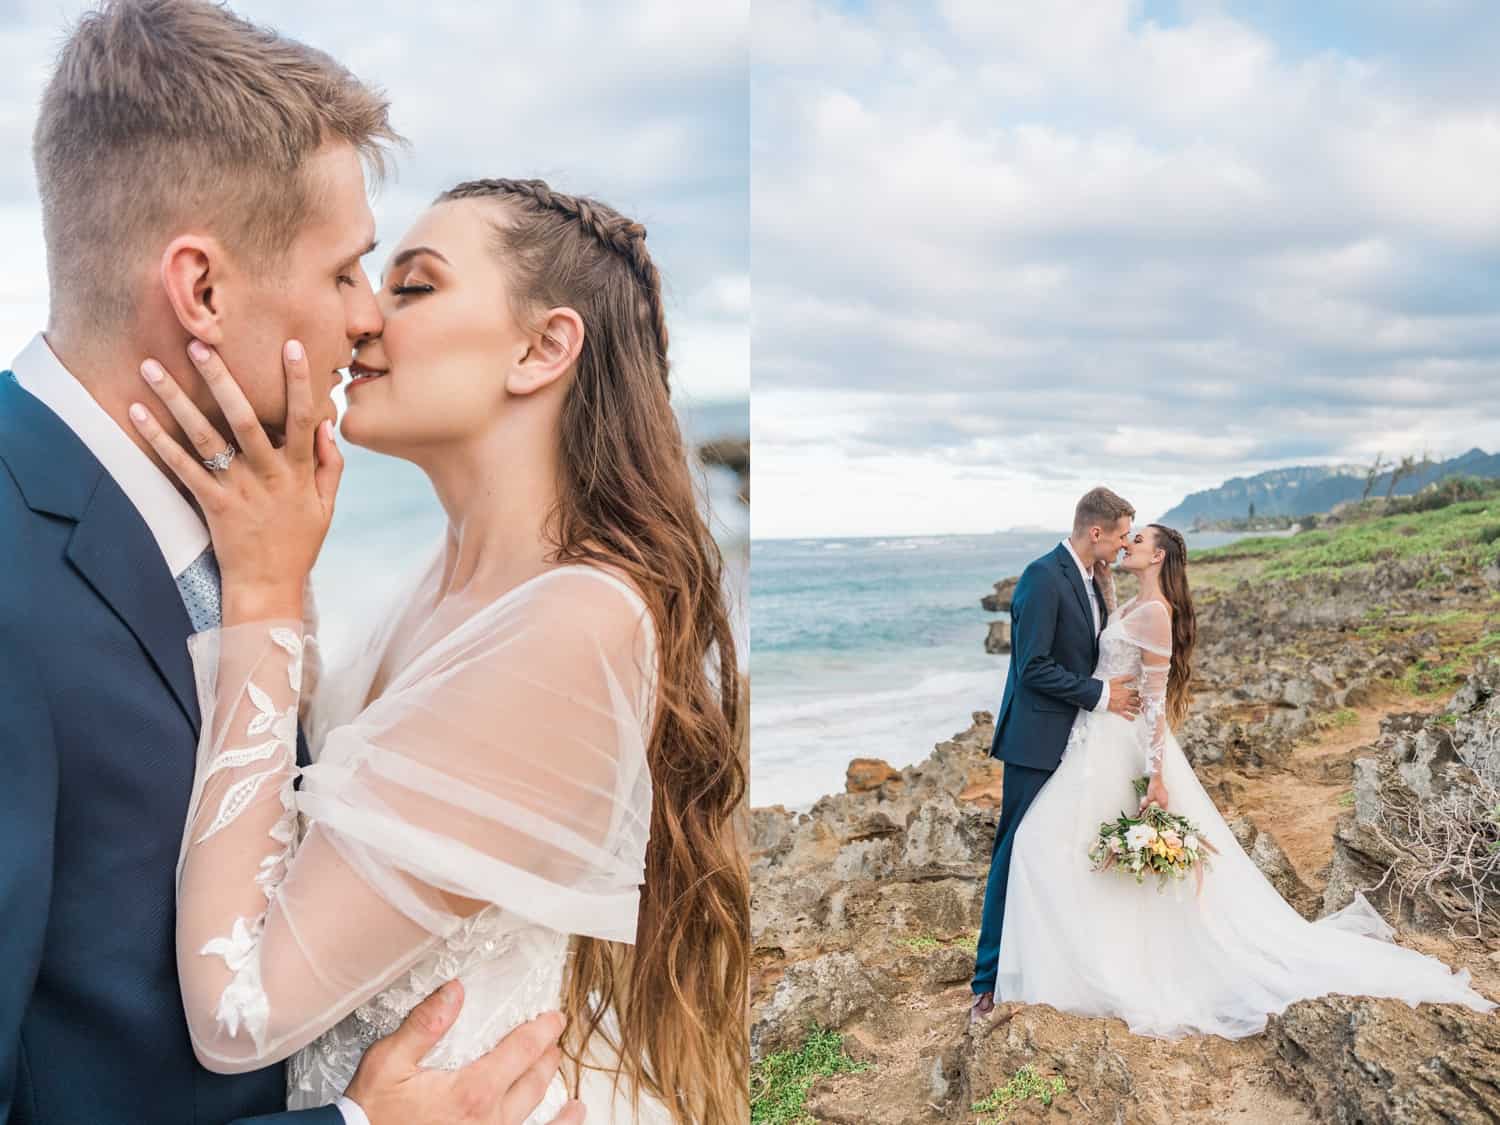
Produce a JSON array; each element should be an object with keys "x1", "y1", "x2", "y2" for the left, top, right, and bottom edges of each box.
[{"x1": 969, "y1": 992, "x2": 995, "y2": 1024}]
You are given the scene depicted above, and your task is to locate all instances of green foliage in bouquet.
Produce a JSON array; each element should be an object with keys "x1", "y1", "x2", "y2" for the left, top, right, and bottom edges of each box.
[{"x1": 1088, "y1": 776, "x2": 1218, "y2": 891}]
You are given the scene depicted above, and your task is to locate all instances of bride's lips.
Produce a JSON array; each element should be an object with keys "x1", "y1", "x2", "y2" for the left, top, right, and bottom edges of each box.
[{"x1": 347, "y1": 360, "x2": 389, "y2": 391}]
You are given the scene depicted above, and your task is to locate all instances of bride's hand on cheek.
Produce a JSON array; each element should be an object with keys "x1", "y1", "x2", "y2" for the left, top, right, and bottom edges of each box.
[{"x1": 128, "y1": 338, "x2": 344, "y2": 625}]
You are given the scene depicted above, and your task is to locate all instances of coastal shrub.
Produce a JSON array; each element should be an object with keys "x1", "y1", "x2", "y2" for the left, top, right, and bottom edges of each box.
[
  {"x1": 1390, "y1": 475, "x2": 1498, "y2": 515},
  {"x1": 972, "y1": 1066, "x2": 1068, "y2": 1124},
  {"x1": 1379, "y1": 770, "x2": 1500, "y2": 932},
  {"x1": 1375, "y1": 669, "x2": 1500, "y2": 936},
  {"x1": 1194, "y1": 498, "x2": 1499, "y2": 582},
  {"x1": 751, "y1": 1025, "x2": 869, "y2": 1124}
]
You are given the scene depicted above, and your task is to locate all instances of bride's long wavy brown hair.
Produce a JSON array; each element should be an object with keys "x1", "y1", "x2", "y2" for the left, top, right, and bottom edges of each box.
[
  {"x1": 433, "y1": 178, "x2": 747, "y2": 1123},
  {"x1": 1148, "y1": 524, "x2": 1197, "y2": 727}
]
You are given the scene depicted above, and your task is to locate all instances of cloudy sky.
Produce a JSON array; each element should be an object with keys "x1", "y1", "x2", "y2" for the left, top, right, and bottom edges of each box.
[
  {"x1": 752, "y1": 0, "x2": 1500, "y2": 538},
  {"x1": 0, "y1": 0, "x2": 748, "y2": 406}
]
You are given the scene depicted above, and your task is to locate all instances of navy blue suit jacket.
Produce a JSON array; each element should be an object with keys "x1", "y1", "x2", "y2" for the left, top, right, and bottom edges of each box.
[
  {"x1": 0, "y1": 371, "x2": 340, "y2": 1124},
  {"x1": 989, "y1": 543, "x2": 1108, "y2": 771}
]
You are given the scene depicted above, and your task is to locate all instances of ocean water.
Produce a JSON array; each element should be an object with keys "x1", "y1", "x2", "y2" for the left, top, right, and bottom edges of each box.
[
  {"x1": 750, "y1": 529, "x2": 1247, "y2": 810},
  {"x1": 311, "y1": 395, "x2": 748, "y2": 671}
]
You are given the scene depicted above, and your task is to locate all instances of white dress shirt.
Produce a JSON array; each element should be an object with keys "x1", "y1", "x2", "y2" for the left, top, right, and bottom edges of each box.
[
  {"x1": 1060, "y1": 538, "x2": 1111, "y2": 714},
  {"x1": 8, "y1": 332, "x2": 368, "y2": 1125}
]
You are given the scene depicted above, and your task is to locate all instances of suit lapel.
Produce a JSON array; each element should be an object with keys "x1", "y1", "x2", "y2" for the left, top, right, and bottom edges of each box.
[
  {"x1": 1, "y1": 371, "x2": 201, "y2": 734},
  {"x1": 1055, "y1": 544, "x2": 1097, "y2": 655},
  {"x1": 67, "y1": 488, "x2": 201, "y2": 732}
]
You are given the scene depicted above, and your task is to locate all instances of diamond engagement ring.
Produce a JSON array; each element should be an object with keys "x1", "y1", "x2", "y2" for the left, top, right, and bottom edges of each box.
[{"x1": 203, "y1": 445, "x2": 237, "y2": 472}]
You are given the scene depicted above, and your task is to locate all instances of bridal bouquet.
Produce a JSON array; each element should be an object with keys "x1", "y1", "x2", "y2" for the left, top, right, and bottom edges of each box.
[{"x1": 1087, "y1": 777, "x2": 1219, "y2": 893}]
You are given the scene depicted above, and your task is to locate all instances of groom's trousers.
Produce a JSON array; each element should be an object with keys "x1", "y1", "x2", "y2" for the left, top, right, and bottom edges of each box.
[{"x1": 971, "y1": 761, "x2": 1053, "y2": 994}]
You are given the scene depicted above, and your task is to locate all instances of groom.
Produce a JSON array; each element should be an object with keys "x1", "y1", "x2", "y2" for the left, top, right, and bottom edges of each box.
[
  {"x1": 969, "y1": 487, "x2": 1141, "y2": 1020},
  {"x1": 0, "y1": 3, "x2": 575, "y2": 1123}
]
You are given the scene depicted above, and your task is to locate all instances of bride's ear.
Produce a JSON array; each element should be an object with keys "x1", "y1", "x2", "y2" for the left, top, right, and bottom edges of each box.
[{"x1": 507, "y1": 306, "x2": 584, "y2": 396}]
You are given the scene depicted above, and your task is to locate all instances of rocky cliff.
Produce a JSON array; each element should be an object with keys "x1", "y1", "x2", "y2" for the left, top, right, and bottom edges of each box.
[{"x1": 751, "y1": 497, "x2": 1500, "y2": 1123}]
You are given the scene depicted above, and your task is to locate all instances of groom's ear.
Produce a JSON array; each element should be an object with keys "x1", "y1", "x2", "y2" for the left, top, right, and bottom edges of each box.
[
  {"x1": 160, "y1": 236, "x2": 228, "y2": 347},
  {"x1": 507, "y1": 306, "x2": 584, "y2": 397}
]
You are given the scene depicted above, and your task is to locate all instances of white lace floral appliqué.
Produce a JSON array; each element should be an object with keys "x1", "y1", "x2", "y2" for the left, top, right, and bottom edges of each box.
[{"x1": 197, "y1": 628, "x2": 307, "y2": 1054}]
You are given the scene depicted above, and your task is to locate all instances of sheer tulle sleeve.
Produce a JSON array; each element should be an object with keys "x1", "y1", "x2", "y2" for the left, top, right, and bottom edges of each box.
[
  {"x1": 174, "y1": 566, "x2": 656, "y2": 1073},
  {"x1": 1121, "y1": 600, "x2": 1172, "y2": 777}
]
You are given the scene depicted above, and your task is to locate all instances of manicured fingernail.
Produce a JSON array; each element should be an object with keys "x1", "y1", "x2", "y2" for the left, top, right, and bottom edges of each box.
[
  {"x1": 129, "y1": 404, "x2": 148, "y2": 423},
  {"x1": 321, "y1": 419, "x2": 335, "y2": 441},
  {"x1": 542, "y1": 1010, "x2": 565, "y2": 1037},
  {"x1": 285, "y1": 339, "x2": 304, "y2": 363},
  {"x1": 187, "y1": 339, "x2": 210, "y2": 362},
  {"x1": 439, "y1": 980, "x2": 459, "y2": 1006},
  {"x1": 140, "y1": 360, "x2": 163, "y2": 384}
]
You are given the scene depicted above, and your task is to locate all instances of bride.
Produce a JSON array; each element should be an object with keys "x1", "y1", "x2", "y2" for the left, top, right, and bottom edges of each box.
[
  {"x1": 997, "y1": 523, "x2": 1495, "y2": 1039},
  {"x1": 130, "y1": 179, "x2": 747, "y2": 1121}
]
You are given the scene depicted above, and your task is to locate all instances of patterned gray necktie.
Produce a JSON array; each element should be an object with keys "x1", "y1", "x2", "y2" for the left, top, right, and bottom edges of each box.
[{"x1": 176, "y1": 546, "x2": 223, "y2": 632}]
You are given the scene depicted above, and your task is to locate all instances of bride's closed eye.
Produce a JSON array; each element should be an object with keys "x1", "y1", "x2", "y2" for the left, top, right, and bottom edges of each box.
[{"x1": 391, "y1": 282, "x2": 435, "y2": 297}]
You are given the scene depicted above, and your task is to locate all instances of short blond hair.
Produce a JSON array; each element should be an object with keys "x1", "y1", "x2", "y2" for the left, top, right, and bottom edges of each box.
[
  {"x1": 33, "y1": 0, "x2": 402, "y2": 329},
  {"x1": 1074, "y1": 486, "x2": 1135, "y2": 534}
]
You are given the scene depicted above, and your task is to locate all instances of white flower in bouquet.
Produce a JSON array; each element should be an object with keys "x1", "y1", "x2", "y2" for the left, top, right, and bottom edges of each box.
[
  {"x1": 1185, "y1": 834, "x2": 1199, "y2": 852},
  {"x1": 1125, "y1": 824, "x2": 1156, "y2": 852},
  {"x1": 1106, "y1": 836, "x2": 1122, "y2": 854}
]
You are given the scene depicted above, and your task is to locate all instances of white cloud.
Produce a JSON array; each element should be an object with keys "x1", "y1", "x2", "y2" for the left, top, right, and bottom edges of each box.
[{"x1": 752, "y1": 0, "x2": 1500, "y2": 537}]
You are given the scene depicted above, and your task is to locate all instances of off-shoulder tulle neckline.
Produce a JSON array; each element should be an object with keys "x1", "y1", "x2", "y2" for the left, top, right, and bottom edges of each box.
[{"x1": 356, "y1": 557, "x2": 653, "y2": 713}]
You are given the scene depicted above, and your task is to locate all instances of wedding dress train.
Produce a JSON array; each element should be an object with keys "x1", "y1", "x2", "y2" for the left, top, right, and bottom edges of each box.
[
  {"x1": 997, "y1": 596, "x2": 1495, "y2": 1040},
  {"x1": 174, "y1": 554, "x2": 672, "y2": 1122}
]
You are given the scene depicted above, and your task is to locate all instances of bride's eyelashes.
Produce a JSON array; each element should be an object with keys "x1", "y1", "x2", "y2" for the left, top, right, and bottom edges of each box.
[{"x1": 391, "y1": 283, "x2": 435, "y2": 298}]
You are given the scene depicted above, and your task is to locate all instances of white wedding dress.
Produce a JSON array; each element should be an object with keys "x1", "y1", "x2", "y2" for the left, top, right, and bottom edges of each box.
[
  {"x1": 997, "y1": 595, "x2": 1496, "y2": 1039},
  {"x1": 173, "y1": 553, "x2": 673, "y2": 1123}
]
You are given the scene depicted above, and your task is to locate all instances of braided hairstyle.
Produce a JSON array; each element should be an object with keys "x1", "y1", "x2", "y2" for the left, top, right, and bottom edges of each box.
[
  {"x1": 1146, "y1": 524, "x2": 1197, "y2": 727},
  {"x1": 433, "y1": 179, "x2": 747, "y2": 1124}
]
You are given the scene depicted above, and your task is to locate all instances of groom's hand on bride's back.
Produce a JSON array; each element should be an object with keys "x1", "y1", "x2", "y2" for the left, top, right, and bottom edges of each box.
[
  {"x1": 344, "y1": 980, "x2": 585, "y2": 1124},
  {"x1": 1107, "y1": 675, "x2": 1141, "y2": 720}
]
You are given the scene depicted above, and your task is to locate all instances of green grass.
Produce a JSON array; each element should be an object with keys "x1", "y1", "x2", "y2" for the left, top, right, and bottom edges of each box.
[
  {"x1": 897, "y1": 930, "x2": 980, "y2": 953},
  {"x1": 1193, "y1": 498, "x2": 1500, "y2": 582},
  {"x1": 1338, "y1": 791, "x2": 1355, "y2": 807},
  {"x1": 751, "y1": 1026, "x2": 870, "y2": 1124},
  {"x1": 1400, "y1": 658, "x2": 1469, "y2": 697},
  {"x1": 897, "y1": 935, "x2": 941, "y2": 952},
  {"x1": 1466, "y1": 631, "x2": 1500, "y2": 655},
  {"x1": 1314, "y1": 708, "x2": 1360, "y2": 731},
  {"x1": 972, "y1": 1065, "x2": 1068, "y2": 1124}
]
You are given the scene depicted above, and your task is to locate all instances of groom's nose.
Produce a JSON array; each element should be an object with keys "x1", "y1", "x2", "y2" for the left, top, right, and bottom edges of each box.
[{"x1": 347, "y1": 280, "x2": 385, "y2": 343}]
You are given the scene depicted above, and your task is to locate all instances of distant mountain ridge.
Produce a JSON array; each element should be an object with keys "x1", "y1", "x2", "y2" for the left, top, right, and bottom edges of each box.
[{"x1": 1159, "y1": 448, "x2": 1500, "y2": 527}]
